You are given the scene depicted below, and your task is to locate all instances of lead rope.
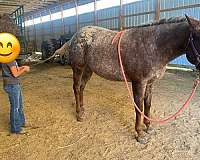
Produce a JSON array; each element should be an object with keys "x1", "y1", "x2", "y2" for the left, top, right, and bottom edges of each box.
[
  {"x1": 112, "y1": 31, "x2": 200, "y2": 124},
  {"x1": 17, "y1": 52, "x2": 58, "y2": 82},
  {"x1": 29, "y1": 52, "x2": 58, "y2": 67}
]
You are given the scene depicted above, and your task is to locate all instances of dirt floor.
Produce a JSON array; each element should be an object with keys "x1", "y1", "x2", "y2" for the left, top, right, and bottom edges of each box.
[{"x1": 0, "y1": 63, "x2": 200, "y2": 160}]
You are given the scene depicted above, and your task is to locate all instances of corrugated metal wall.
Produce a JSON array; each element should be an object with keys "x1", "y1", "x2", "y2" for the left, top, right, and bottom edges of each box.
[
  {"x1": 25, "y1": 0, "x2": 200, "y2": 67},
  {"x1": 124, "y1": 0, "x2": 156, "y2": 27}
]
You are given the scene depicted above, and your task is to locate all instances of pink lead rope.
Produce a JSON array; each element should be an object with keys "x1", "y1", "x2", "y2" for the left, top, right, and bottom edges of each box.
[{"x1": 112, "y1": 30, "x2": 200, "y2": 124}]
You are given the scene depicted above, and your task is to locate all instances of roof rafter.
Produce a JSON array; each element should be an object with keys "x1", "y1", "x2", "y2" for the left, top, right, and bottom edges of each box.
[{"x1": 0, "y1": 0, "x2": 72, "y2": 15}]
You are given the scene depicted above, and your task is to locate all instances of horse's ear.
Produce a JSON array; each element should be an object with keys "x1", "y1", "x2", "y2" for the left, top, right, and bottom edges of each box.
[{"x1": 185, "y1": 14, "x2": 200, "y2": 30}]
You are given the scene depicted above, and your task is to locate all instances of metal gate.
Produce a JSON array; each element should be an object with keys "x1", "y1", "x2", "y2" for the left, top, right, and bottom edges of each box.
[{"x1": 10, "y1": 5, "x2": 26, "y2": 61}]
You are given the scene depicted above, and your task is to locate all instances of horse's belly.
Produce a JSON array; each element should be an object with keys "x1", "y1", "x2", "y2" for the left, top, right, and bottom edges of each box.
[
  {"x1": 89, "y1": 62, "x2": 124, "y2": 81},
  {"x1": 88, "y1": 56, "x2": 130, "y2": 81},
  {"x1": 94, "y1": 70, "x2": 126, "y2": 81}
]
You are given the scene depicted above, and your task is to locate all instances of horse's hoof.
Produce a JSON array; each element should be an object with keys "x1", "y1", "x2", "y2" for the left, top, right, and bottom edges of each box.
[
  {"x1": 145, "y1": 127, "x2": 156, "y2": 135},
  {"x1": 77, "y1": 116, "x2": 84, "y2": 122},
  {"x1": 136, "y1": 136, "x2": 148, "y2": 144},
  {"x1": 76, "y1": 111, "x2": 85, "y2": 122}
]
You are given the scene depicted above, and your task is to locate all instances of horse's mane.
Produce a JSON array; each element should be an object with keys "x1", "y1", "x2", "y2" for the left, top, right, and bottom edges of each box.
[
  {"x1": 80, "y1": 17, "x2": 187, "y2": 33},
  {"x1": 137, "y1": 16, "x2": 187, "y2": 28}
]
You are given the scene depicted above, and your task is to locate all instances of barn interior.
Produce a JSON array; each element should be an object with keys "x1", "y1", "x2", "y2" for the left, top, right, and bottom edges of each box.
[{"x1": 0, "y1": 0, "x2": 200, "y2": 160}]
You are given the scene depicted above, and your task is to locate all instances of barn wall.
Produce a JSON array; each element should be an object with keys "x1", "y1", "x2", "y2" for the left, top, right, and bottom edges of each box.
[{"x1": 25, "y1": 0, "x2": 200, "y2": 67}]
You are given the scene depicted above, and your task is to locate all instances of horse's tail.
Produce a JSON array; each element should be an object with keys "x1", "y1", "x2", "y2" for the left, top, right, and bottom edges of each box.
[
  {"x1": 55, "y1": 27, "x2": 92, "y2": 65},
  {"x1": 54, "y1": 39, "x2": 72, "y2": 64}
]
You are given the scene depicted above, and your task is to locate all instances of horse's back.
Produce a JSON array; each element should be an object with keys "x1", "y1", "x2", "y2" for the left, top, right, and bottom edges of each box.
[
  {"x1": 69, "y1": 26, "x2": 162, "y2": 82},
  {"x1": 70, "y1": 26, "x2": 126, "y2": 81}
]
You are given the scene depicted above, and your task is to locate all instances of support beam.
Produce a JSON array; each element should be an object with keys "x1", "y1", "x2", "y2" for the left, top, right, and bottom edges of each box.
[
  {"x1": 60, "y1": 3, "x2": 65, "y2": 34},
  {"x1": 94, "y1": 0, "x2": 97, "y2": 26},
  {"x1": 119, "y1": 0, "x2": 124, "y2": 30},
  {"x1": 0, "y1": 3, "x2": 19, "y2": 7},
  {"x1": 40, "y1": 12, "x2": 44, "y2": 42},
  {"x1": 49, "y1": 9, "x2": 54, "y2": 37},
  {"x1": 25, "y1": 16, "x2": 30, "y2": 42},
  {"x1": 73, "y1": 0, "x2": 79, "y2": 31},
  {"x1": 155, "y1": 0, "x2": 160, "y2": 21},
  {"x1": 32, "y1": 15, "x2": 37, "y2": 51}
]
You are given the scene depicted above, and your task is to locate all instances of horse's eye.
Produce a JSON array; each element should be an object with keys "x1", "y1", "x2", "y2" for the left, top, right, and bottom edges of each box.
[
  {"x1": 0, "y1": 42, "x2": 3, "y2": 48},
  {"x1": 7, "y1": 42, "x2": 12, "y2": 48}
]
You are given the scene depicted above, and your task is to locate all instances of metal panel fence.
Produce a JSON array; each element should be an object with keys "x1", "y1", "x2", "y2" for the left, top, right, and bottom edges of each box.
[{"x1": 25, "y1": 0, "x2": 200, "y2": 67}]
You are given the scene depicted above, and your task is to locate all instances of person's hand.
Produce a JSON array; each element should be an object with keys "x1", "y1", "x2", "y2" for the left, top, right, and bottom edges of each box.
[
  {"x1": 25, "y1": 66, "x2": 30, "y2": 72},
  {"x1": 22, "y1": 66, "x2": 30, "y2": 72}
]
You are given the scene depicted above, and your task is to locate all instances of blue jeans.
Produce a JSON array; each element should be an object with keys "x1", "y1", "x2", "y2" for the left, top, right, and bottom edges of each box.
[{"x1": 4, "y1": 84, "x2": 25, "y2": 133}]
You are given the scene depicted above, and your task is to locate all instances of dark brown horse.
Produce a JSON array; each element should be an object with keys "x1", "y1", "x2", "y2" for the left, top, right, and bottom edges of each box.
[{"x1": 55, "y1": 15, "x2": 200, "y2": 143}]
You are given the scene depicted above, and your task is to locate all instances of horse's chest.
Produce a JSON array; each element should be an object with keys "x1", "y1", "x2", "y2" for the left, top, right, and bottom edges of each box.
[{"x1": 151, "y1": 66, "x2": 166, "y2": 80}]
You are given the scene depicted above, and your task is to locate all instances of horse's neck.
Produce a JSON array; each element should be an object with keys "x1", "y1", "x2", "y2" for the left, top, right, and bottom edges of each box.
[{"x1": 156, "y1": 22, "x2": 190, "y2": 65}]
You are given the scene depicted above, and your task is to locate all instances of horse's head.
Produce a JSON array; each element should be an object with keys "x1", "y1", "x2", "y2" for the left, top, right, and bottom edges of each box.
[{"x1": 185, "y1": 15, "x2": 200, "y2": 70}]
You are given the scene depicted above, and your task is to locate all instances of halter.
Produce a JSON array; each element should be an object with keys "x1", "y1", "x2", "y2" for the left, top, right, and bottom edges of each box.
[{"x1": 186, "y1": 33, "x2": 200, "y2": 69}]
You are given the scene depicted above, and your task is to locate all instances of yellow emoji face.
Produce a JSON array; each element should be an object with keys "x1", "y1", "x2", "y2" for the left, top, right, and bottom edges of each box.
[{"x1": 0, "y1": 33, "x2": 20, "y2": 63}]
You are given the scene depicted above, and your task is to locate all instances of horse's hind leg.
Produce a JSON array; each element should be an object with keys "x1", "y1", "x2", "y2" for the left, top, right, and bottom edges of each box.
[
  {"x1": 72, "y1": 67, "x2": 84, "y2": 121},
  {"x1": 132, "y1": 81, "x2": 147, "y2": 144},
  {"x1": 79, "y1": 66, "x2": 93, "y2": 121},
  {"x1": 144, "y1": 83, "x2": 155, "y2": 134}
]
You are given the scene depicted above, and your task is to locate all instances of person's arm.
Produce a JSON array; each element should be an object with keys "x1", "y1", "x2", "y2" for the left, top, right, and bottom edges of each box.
[{"x1": 9, "y1": 65, "x2": 30, "y2": 77}]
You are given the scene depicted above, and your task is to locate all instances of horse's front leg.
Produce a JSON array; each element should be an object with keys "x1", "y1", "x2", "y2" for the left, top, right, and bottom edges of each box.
[
  {"x1": 132, "y1": 81, "x2": 147, "y2": 144},
  {"x1": 144, "y1": 83, "x2": 155, "y2": 134}
]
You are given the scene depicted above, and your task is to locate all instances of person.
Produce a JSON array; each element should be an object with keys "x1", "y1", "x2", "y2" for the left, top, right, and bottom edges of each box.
[{"x1": 1, "y1": 60, "x2": 30, "y2": 134}]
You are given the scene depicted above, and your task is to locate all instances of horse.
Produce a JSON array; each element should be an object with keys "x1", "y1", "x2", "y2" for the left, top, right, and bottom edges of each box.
[{"x1": 55, "y1": 15, "x2": 200, "y2": 143}]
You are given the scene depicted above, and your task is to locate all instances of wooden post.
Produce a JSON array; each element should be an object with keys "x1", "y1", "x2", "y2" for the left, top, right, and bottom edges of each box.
[
  {"x1": 155, "y1": 0, "x2": 160, "y2": 21},
  {"x1": 49, "y1": 9, "x2": 54, "y2": 37},
  {"x1": 73, "y1": 0, "x2": 79, "y2": 31},
  {"x1": 61, "y1": 3, "x2": 65, "y2": 34},
  {"x1": 40, "y1": 12, "x2": 44, "y2": 42},
  {"x1": 94, "y1": 0, "x2": 97, "y2": 26},
  {"x1": 119, "y1": 0, "x2": 124, "y2": 30},
  {"x1": 25, "y1": 16, "x2": 30, "y2": 42},
  {"x1": 32, "y1": 15, "x2": 37, "y2": 51}
]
